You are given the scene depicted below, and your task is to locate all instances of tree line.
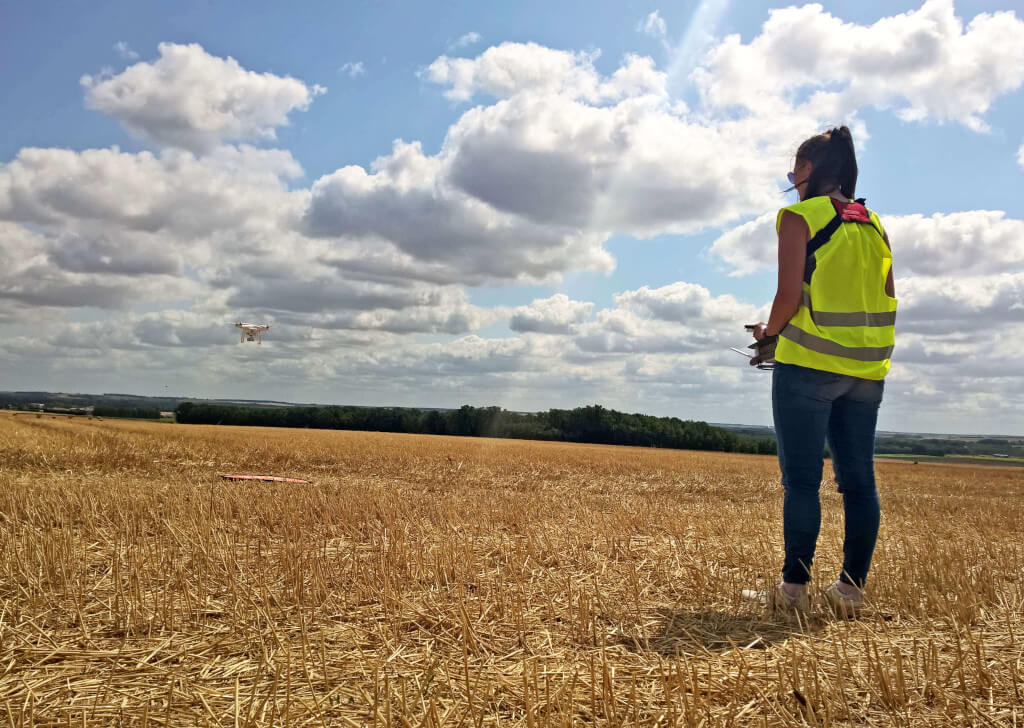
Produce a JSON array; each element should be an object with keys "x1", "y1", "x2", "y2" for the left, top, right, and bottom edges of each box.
[
  {"x1": 93, "y1": 406, "x2": 163, "y2": 419},
  {"x1": 174, "y1": 402, "x2": 777, "y2": 455},
  {"x1": 874, "y1": 437, "x2": 1022, "y2": 458}
]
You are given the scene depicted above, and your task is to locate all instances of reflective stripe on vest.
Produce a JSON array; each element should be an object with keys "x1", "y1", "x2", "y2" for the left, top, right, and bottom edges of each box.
[
  {"x1": 781, "y1": 322, "x2": 894, "y2": 362},
  {"x1": 799, "y1": 290, "x2": 897, "y2": 327}
]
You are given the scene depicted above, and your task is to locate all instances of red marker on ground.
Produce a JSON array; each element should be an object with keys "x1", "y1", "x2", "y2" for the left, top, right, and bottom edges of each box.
[{"x1": 220, "y1": 474, "x2": 310, "y2": 483}]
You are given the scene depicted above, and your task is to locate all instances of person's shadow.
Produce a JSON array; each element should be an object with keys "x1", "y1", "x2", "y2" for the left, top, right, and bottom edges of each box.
[{"x1": 616, "y1": 607, "x2": 825, "y2": 656}]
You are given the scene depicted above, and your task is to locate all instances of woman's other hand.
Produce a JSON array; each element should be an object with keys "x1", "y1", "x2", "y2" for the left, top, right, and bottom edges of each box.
[{"x1": 753, "y1": 322, "x2": 769, "y2": 341}]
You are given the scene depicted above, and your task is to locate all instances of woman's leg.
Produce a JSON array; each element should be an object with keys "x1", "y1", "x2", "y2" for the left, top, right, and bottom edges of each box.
[
  {"x1": 772, "y1": 364, "x2": 839, "y2": 585},
  {"x1": 826, "y1": 378, "x2": 885, "y2": 588}
]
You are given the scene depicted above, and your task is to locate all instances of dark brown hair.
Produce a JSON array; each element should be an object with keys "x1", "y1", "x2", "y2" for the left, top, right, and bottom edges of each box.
[{"x1": 795, "y1": 126, "x2": 858, "y2": 199}]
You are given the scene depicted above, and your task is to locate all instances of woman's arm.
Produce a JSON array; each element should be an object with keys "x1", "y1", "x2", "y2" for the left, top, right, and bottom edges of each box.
[{"x1": 755, "y1": 210, "x2": 809, "y2": 339}]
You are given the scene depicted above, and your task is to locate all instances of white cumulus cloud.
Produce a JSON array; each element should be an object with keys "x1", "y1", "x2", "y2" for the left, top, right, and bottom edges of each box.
[
  {"x1": 710, "y1": 209, "x2": 1024, "y2": 279},
  {"x1": 895, "y1": 273, "x2": 1024, "y2": 334},
  {"x1": 0, "y1": 221, "x2": 201, "y2": 311},
  {"x1": 435, "y1": 66, "x2": 783, "y2": 237},
  {"x1": 694, "y1": 0, "x2": 1024, "y2": 131},
  {"x1": 302, "y1": 139, "x2": 614, "y2": 284},
  {"x1": 574, "y1": 281, "x2": 765, "y2": 355},
  {"x1": 424, "y1": 42, "x2": 636, "y2": 102},
  {"x1": 0, "y1": 145, "x2": 304, "y2": 239},
  {"x1": 708, "y1": 212, "x2": 778, "y2": 277},
  {"x1": 510, "y1": 294, "x2": 594, "y2": 334},
  {"x1": 81, "y1": 42, "x2": 325, "y2": 152}
]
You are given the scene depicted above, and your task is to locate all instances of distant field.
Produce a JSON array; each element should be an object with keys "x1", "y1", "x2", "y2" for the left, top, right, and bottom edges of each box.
[
  {"x1": 876, "y1": 453, "x2": 1024, "y2": 466},
  {"x1": 1, "y1": 412, "x2": 1021, "y2": 726}
]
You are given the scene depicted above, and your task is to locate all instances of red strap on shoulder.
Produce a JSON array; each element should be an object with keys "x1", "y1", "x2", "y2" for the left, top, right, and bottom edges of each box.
[{"x1": 831, "y1": 198, "x2": 870, "y2": 223}]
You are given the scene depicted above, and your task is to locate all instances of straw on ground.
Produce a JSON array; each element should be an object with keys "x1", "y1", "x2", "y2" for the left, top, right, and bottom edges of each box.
[{"x1": 0, "y1": 412, "x2": 1021, "y2": 726}]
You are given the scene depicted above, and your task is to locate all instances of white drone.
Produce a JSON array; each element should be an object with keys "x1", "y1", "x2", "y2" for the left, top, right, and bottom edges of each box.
[{"x1": 235, "y1": 322, "x2": 271, "y2": 344}]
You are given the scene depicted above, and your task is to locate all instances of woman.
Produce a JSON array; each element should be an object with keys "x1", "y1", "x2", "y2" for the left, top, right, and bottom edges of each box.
[{"x1": 752, "y1": 126, "x2": 897, "y2": 616}]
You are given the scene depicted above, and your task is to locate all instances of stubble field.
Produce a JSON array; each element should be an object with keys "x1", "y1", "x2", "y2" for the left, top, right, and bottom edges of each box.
[{"x1": 0, "y1": 411, "x2": 1021, "y2": 726}]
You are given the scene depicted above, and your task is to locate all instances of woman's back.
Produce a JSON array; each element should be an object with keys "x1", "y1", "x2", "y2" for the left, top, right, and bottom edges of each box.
[{"x1": 773, "y1": 195, "x2": 897, "y2": 380}]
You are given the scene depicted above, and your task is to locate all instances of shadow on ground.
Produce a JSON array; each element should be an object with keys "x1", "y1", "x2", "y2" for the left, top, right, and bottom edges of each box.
[{"x1": 616, "y1": 608, "x2": 826, "y2": 656}]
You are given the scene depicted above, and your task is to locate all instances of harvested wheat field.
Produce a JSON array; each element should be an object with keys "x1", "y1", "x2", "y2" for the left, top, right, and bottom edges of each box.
[{"x1": 0, "y1": 412, "x2": 1021, "y2": 726}]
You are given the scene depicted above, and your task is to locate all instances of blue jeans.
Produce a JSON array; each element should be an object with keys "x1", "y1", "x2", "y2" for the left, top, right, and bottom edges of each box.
[{"x1": 772, "y1": 362, "x2": 884, "y2": 587}]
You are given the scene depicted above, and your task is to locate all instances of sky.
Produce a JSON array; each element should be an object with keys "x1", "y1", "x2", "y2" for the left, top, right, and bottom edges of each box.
[{"x1": 1, "y1": 0, "x2": 1023, "y2": 435}]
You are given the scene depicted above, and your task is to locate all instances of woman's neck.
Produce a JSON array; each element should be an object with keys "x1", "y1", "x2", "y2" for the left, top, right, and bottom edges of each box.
[{"x1": 805, "y1": 187, "x2": 851, "y2": 202}]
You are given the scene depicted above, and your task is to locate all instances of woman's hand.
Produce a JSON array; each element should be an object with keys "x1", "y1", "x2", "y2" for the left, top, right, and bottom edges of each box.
[{"x1": 752, "y1": 322, "x2": 769, "y2": 341}]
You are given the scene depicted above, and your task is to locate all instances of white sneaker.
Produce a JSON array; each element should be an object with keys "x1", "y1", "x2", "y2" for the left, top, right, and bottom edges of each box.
[
  {"x1": 822, "y1": 581, "x2": 863, "y2": 617},
  {"x1": 742, "y1": 583, "x2": 810, "y2": 614}
]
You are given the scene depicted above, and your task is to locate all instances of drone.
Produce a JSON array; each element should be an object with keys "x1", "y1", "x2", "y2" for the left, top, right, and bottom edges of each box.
[{"x1": 235, "y1": 322, "x2": 271, "y2": 344}]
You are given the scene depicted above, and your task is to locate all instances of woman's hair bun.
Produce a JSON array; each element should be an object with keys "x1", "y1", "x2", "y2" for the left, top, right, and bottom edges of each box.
[{"x1": 795, "y1": 125, "x2": 858, "y2": 198}]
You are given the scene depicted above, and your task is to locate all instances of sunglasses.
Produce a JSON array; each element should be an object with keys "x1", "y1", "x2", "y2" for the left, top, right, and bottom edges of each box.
[{"x1": 787, "y1": 172, "x2": 797, "y2": 184}]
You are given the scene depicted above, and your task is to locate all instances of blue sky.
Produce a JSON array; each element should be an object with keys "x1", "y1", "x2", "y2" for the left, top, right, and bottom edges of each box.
[{"x1": 1, "y1": 0, "x2": 1023, "y2": 434}]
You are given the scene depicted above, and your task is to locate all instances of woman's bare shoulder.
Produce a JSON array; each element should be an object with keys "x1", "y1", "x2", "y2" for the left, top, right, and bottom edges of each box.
[{"x1": 778, "y1": 209, "x2": 810, "y2": 240}]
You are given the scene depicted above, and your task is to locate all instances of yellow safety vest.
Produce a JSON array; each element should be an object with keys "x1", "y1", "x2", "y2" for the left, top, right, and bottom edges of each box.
[{"x1": 774, "y1": 196, "x2": 897, "y2": 380}]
